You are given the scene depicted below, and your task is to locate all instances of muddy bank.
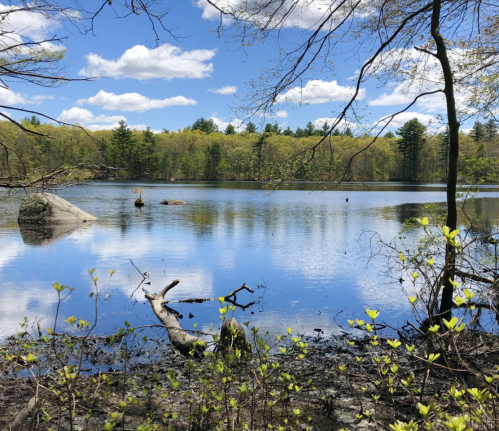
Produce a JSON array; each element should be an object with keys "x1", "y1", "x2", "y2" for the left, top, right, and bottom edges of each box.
[{"x1": 2, "y1": 328, "x2": 498, "y2": 430}]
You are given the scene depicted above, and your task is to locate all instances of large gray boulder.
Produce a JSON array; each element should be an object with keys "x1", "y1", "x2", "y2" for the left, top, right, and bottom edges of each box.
[{"x1": 18, "y1": 193, "x2": 97, "y2": 225}]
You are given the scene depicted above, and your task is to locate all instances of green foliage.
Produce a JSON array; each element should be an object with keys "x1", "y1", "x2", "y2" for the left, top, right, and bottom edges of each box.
[
  {"x1": 191, "y1": 117, "x2": 219, "y2": 134},
  {"x1": 22, "y1": 115, "x2": 41, "y2": 127},
  {"x1": 1, "y1": 118, "x2": 498, "y2": 186}
]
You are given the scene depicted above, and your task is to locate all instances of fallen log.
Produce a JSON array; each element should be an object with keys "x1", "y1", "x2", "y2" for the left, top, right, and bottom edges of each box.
[
  {"x1": 144, "y1": 280, "x2": 206, "y2": 357},
  {"x1": 4, "y1": 395, "x2": 37, "y2": 431},
  {"x1": 143, "y1": 281, "x2": 254, "y2": 358}
]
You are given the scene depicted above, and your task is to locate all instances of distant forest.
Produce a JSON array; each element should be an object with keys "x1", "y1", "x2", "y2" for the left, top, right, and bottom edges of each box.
[{"x1": 1, "y1": 116, "x2": 498, "y2": 183}]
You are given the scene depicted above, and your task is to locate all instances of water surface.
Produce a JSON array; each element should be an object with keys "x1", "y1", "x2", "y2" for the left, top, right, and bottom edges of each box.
[{"x1": 1, "y1": 181, "x2": 498, "y2": 340}]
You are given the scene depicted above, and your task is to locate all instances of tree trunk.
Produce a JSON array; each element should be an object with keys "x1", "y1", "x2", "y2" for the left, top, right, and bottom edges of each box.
[{"x1": 431, "y1": 0, "x2": 460, "y2": 320}]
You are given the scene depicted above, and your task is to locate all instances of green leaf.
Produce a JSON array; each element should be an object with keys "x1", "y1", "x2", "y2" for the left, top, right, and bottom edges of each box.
[
  {"x1": 365, "y1": 308, "x2": 380, "y2": 321},
  {"x1": 387, "y1": 339, "x2": 401, "y2": 349},
  {"x1": 442, "y1": 317, "x2": 458, "y2": 331}
]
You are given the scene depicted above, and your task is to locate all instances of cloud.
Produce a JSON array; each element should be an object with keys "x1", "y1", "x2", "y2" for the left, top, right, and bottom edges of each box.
[
  {"x1": 313, "y1": 117, "x2": 359, "y2": 131},
  {"x1": 208, "y1": 85, "x2": 238, "y2": 95},
  {"x1": 85, "y1": 123, "x2": 162, "y2": 134},
  {"x1": 196, "y1": 0, "x2": 345, "y2": 30},
  {"x1": 57, "y1": 107, "x2": 126, "y2": 125},
  {"x1": 277, "y1": 80, "x2": 365, "y2": 104},
  {"x1": 77, "y1": 90, "x2": 197, "y2": 113},
  {"x1": 0, "y1": 3, "x2": 65, "y2": 54},
  {"x1": 210, "y1": 114, "x2": 245, "y2": 132},
  {"x1": 0, "y1": 3, "x2": 59, "y2": 40},
  {"x1": 57, "y1": 108, "x2": 164, "y2": 133},
  {"x1": 368, "y1": 48, "x2": 471, "y2": 116},
  {"x1": 79, "y1": 44, "x2": 217, "y2": 80},
  {"x1": 31, "y1": 95, "x2": 54, "y2": 103},
  {"x1": 369, "y1": 82, "x2": 447, "y2": 113},
  {"x1": 376, "y1": 111, "x2": 437, "y2": 128},
  {"x1": 0, "y1": 87, "x2": 54, "y2": 105},
  {"x1": 258, "y1": 110, "x2": 288, "y2": 120}
]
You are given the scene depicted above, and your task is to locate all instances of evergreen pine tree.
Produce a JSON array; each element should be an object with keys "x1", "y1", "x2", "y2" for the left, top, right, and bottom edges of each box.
[
  {"x1": 305, "y1": 122, "x2": 315, "y2": 136},
  {"x1": 225, "y1": 124, "x2": 236, "y2": 135},
  {"x1": 245, "y1": 121, "x2": 257, "y2": 133},
  {"x1": 192, "y1": 117, "x2": 219, "y2": 134},
  {"x1": 344, "y1": 128, "x2": 354, "y2": 138},
  {"x1": 142, "y1": 127, "x2": 157, "y2": 178},
  {"x1": 111, "y1": 120, "x2": 135, "y2": 169},
  {"x1": 484, "y1": 119, "x2": 498, "y2": 143},
  {"x1": 470, "y1": 120, "x2": 485, "y2": 142},
  {"x1": 396, "y1": 118, "x2": 426, "y2": 181}
]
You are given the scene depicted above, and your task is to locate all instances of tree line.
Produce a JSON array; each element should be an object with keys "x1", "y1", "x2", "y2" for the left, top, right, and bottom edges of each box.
[{"x1": 0, "y1": 116, "x2": 497, "y2": 184}]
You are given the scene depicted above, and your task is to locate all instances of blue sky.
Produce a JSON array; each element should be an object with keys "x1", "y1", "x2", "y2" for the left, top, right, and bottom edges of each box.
[{"x1": 1, "y1": 1, "x2": 475, "y2": 134}]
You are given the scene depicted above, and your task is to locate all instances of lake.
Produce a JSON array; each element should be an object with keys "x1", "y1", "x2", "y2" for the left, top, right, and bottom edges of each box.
[{"x1": 1, "y1": 181, "x2": 499, "y2": 341}]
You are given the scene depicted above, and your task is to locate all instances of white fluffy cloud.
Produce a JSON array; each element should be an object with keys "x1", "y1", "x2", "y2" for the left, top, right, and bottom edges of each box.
[
  {"x1": 259, "y1": 110, "x2": 289, "y2": 119},
  {"x1": 79, "y1": 44, "x2": 216, "y2": 80},
  {"x1": 57, "y1": 107, "x2": 163, "y2": 133},
  {"x1": 196, "y1": 0, "x2": 344, "y2": 30},
  {"x1": 77, "y1": 90, "x2": 197, "y2": 113},
  {"x1": 313, "y1": 117, "x2": 359, "y2": 131},
  {"x1": 277, "y1": 80, "x2": 365, "y2": 105},
  {"x1": 0, "y1": 3, "x2": 65, "y2": 55},
  {"x1": 275, "y1": 111, "x2": 288, "y2": 118},
  {"x1": 376, "y1": 111, "x2": 437, "y2": 128},
  {"x1": 85, "y1": 123, "x2": 162, "y2": 134},
  {"x1": 368, "y1": 48, "x2": 471, "y2": 115},
  {"x1": 0, "y1": 87, "x2": 53, "y2": 105},
  {"x1": 210, "y1": 114, "x2": 245, "y2": 132},
  {"x1": 0, "y1": 3, "x2": 59, "y2": 40},
  {"x1": 208, "y1": 85, "x2": 238, "y2": 95},
  {"x1": 369, "y1": 82, "x2": 447, "y2": 113},
  {"x1": 57, "y1": 107, "x2": 125, "y2": 125}
]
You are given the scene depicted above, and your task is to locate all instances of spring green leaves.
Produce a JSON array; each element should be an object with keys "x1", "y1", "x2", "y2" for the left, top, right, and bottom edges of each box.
[
  {"x1": 365, "y1": 308, "x2": 380, "y2": 321},
  {"x1": 418, "y1": 216, "x2": 429, "y2": 227}
]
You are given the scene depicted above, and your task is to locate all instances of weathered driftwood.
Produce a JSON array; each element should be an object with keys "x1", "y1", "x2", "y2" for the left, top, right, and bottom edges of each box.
[
  {"x1": 144, "y1": 281, "x2": 254, "y2": 358},
  {"x1": 5, "y1": 395, "x2": 37, "y2": 431},
  {"x1": 144, "y1": 280, "x2": 206, "y2": 357}
]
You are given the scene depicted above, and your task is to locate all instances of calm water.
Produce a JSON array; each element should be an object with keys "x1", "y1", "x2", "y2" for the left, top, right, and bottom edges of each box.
[{"x1": 1, "y1": 181, "x2": 499, "y2": 340}]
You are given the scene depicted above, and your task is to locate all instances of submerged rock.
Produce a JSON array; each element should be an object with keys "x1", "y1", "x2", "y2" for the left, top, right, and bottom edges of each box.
[
  {"x1": 159, "y1": 199, "x2": 186, "y2": 205},
  {"x1": 18, "y1": 193, "x2": 97, "y2": 225}
]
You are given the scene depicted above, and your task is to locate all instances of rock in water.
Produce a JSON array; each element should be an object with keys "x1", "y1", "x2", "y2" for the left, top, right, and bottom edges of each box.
[
  {"x1": 160, "y1": 199, "x2": 186, "y2": 205},
  {"x1": 18, "y1": 193, "x2": 97, "y2": 225}
]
